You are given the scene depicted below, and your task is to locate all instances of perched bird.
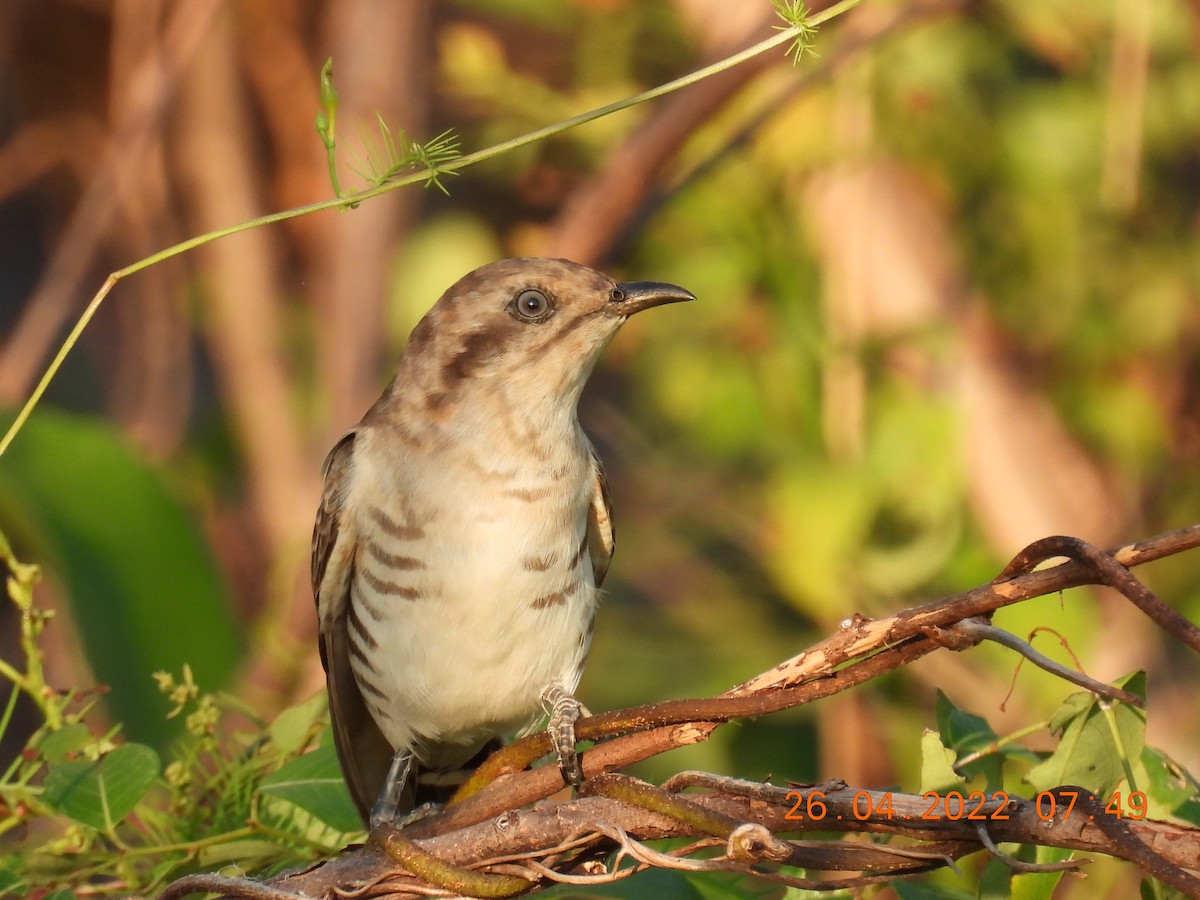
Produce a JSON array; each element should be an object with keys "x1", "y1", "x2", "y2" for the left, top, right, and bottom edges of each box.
[{"x1": 311, "y1": 257, "x2": 694, "y2": 825}]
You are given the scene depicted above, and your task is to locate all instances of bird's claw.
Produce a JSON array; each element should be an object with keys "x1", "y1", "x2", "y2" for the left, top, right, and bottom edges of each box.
[{"x1": 542, "y1": 685, "x2": 588, "y2": 786}]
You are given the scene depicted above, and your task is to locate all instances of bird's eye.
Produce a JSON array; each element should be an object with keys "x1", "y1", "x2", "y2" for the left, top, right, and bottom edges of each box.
[
  {"x1": 609, "y1": 287, "x2": 625, "y2": 303},
  {"x1": 510, "y1": 288, "x2": 553, "y2": 322}
]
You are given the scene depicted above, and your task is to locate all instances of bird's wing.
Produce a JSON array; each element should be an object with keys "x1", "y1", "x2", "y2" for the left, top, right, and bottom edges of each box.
[
  {"x1": 311, "y1": 430, "x2": 356, "y2": 610},
  {"x1": 312, "y1": 430, "x2": 396, "y2": 824},
  {"x1": 586, "y1": 446, "x2": 615, "y2": 588}
]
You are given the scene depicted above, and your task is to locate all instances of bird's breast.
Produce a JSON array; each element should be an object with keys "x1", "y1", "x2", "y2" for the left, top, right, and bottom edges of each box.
[{"x1": 343, "y1": 433, "x2": 598, "y2": 757}]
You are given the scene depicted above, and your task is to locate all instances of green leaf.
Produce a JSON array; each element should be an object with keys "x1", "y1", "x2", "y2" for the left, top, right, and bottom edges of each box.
[
  {"x1": 0, "y1": 865, "x2": 25, "y2": 896},
  {"x1": 1141, "y1": 746, "x2": 1199, "y2": 812},
  {"x1": 539, "y1": 866, "x2": 707, "y2": 898},
  {"x1": 934, "y1": 690, "x2": 1002, "y2": 785},
  {"x1": 1170, "y1": 797, "x2": 1200, "y2": 829},
  {"x1": 258, "y1": 736, "x2": 360, "y2": 833},
  {"x1": 0, "y1": 408, "x2": 240, "y2": 747},
  {"x1": 38, "y1": 723, "x2": 93, "y2": 762},
  {"x1": 268, "y1": 692, "x2": 328, "y2": 757},
  {"x1": 1141, "y1": 746, "x2": 1200, "y2": 827},
  {"x1": 687, "y1": 870, "x2": 779, "y2": 900},
  {"x1": 1044, "y1": 690, "x2": 1095, "y2": 735},
  {"x1": 979, "y1": 854, "x2": 1013, "y2": 899},
  {"x1": 919, "y1": 728, "x2": 965, "y2": 794},
  {"x1": 893, "y1": 881, "x2": 975, "y2": 899},
  {"x1": 41, "y1": 743, "x2": 160, "y2": 831},
  {"x1": 1026, "y1": 672, "x2": 1147, "y2": 796},
  {"x1": 935, "y1": 690, "x2": 995, "y2": 746}
]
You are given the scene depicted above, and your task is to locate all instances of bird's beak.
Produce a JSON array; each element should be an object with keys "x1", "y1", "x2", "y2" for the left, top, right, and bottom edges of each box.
[{"x1": 613, "y1": 281, "x2": 696, "y2": 316}]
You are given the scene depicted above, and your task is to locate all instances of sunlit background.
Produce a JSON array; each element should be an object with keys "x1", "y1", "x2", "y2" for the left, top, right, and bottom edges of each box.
[{"x1": 1, "y1": 0, "x2": 1198, "y2": 894}]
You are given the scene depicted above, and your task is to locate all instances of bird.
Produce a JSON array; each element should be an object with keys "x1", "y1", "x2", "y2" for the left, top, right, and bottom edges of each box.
[{"x1": 311, "y1": 257, "x2": 695, "y2": 826}]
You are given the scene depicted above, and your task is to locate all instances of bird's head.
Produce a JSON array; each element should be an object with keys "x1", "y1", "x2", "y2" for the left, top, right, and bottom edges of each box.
[{"x1": 396, "y1": 257, "x2": 694, "y2": 422}]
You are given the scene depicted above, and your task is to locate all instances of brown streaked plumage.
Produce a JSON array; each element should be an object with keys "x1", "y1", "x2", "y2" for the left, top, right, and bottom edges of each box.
[{"x1": 312, "y1": 257, "x2": 693, "y2": 825}]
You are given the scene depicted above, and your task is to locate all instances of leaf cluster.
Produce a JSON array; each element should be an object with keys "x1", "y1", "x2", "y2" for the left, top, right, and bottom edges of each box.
[
  {"x1": 925, "y1": 678, "x2": 1200, "y2": 897},
  {"x1": 0, "y1": 535, "x2": 362, "y2": 897}
]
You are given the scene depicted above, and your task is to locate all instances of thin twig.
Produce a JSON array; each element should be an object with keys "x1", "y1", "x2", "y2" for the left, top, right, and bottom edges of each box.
[
  {"x1": 937, "y1": 618, "x2": 1144, "y2": 706},
  {"x1": 973, "y1": 821, "x2": 1084, "y2": 874}
]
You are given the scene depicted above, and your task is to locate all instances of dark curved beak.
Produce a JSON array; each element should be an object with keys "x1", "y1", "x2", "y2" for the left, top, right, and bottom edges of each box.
[{"x1": 613, "y1": 281, "x2": 696, "y2": 316}]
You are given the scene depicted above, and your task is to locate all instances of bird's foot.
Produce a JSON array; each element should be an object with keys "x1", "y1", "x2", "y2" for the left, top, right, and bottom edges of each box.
[
  {"x1": 541, "y1": 684, "x2": 589, "y2": 786},
  {"x1": 370, "y1": 749, "x2": 415, "y2": 829},
  {"x1": 373, "y1": 801, "x2": 442, "y2": 833}
]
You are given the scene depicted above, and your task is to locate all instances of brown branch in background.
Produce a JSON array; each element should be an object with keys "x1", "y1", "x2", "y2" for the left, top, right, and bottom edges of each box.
[
  {"x1": 169, "y1": 526, "x2": 1200, "y2": 900},
  {"x1": 108, "y1": 0, "x2": 194, "y2": 458},
  {"x1": 0, "y1": 0, "x2": 221, "y2": 403},
  {"x1": 0, "y1": 115, "x2": 104, "y2": 206},
  {"x1": 173, "y1": 4, "x2": 314, "y2": 556},
  {"x1": 108, "y1": 239, "x2": 192, "y2": 458},
  {"x1": 172, "y1": 4, "x2": 321, "y2": 716},
  {"x1": 544, "y1": 0, "x2": 969, "y2": 267},
  {"x1": 237, "y1": 0, "x2": 329, "y2": 227},
  {"x1": 542, "y1": 2, "x2": 788, "y2": 265},
  {"x1": 310, "y1": 0, "x2": 433, "y2": 433}
]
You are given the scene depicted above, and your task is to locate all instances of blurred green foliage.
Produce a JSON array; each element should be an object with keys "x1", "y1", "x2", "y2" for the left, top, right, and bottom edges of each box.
[
  {"x1": 0, "y1": 599, "x2": 359, "y2": 896},
  {"x1": 0, "y1": 409, "x2": 239, "y2": 747}
]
